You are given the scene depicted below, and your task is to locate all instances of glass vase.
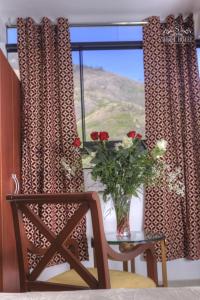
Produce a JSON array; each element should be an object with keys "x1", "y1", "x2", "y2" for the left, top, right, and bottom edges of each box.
[{"x1": 113, "y1": 194, "x2": 132, "y2": 237}]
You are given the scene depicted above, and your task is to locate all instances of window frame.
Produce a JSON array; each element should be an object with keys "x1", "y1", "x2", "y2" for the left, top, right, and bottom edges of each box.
[{"x1": 72, "y1": 41, "x2": 143, "y2": 146}]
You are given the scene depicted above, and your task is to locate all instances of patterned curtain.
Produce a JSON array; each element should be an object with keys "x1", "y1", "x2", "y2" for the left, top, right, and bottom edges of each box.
[
  {"x1": 17, "y1": 17, "x2": 88, "y2": 266},
  {"x1": 143, "y1": 15, "x2": 200, "y2": 260}
]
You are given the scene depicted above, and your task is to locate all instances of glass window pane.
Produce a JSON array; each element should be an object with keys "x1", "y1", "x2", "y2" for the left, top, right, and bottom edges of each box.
[
  {"x1": 72, "y1": 51, "x2": 82, "y2": 140},
  {"x1": 7, "y1": 28, "x2": 17, "y2": 44},
  {"x1": 7, "y1": 26, "x2": 143, "y2": 45},
  {"x1": 70, "y1": 26, "x2": 143, "y2": 42},
  {"x1": 197, "y1": 48, "x2": 200, "y2": 75},
  {"x1": 83, "y1": 49, "x2": 145, "y2": 141}
]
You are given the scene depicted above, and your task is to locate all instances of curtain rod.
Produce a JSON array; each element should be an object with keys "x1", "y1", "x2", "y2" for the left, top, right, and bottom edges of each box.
[
  {"x1": 6, "y1": 14, "x2": 192, "y2": 28},
  {"x1": 6, "y1": 21, "x2": 148, "y2": 28}
]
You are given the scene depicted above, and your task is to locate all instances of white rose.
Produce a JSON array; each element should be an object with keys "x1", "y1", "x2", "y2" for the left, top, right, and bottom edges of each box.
[
  {"x1": 156, "y1": 139, "x2": 167, "y2": 151},
  {"x1": 90, "y1": 151, "x2": 96, "y2": 158},
  {"x1": 121, "y1": 136, "x2": 133, "y2": 149}
]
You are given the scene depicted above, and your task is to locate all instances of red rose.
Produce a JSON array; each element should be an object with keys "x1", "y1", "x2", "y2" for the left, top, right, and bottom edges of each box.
[
  {"x1": 136, "y1": 133, "x2": 142, "y2": 140},
  {"x1": 127, "y1": 131, "x2": 136, "y2": 138},
  {"x1": 73, "y1": 137, "x2": 81, "y2": 147},
  {"x1": 99, "y1": 131, "x2": 109, "y2": 141},
  {"x1": 90, "y1": 131, "x2": 99, "y2": 141}
]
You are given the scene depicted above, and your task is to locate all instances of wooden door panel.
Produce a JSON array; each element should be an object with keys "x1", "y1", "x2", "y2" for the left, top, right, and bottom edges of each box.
[
  {"x1": 12, "y1": 67, "x2": 21, "y2": 189},
  {"x1": 0, "y1": 50, "x2": 20, "y2": 291},
  {"x1": 1, "y1": 52, "x2": 14, "y2": 196},
  {"x1": 0, "y1": 50, "x2": 3, "y2": 292}
]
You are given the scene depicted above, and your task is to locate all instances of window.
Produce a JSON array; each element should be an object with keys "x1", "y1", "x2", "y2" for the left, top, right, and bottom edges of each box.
[
  {"x1": 70, "y1": 25, "x2": 143, "y2": 42},
  {"x1": 72, "y1": 51, "x2": 82, "y2": 140},
  {"x1": 6, "y1": 25, "x2": 145, "y2": 143},
  {"x1": 197, "y1": 48, "x2": 200, "y2": 75},
  {"x1": 7, "y1": 27, "x2": 17, "y2": 44},
  {"x1": 80, "y1": 49, "x2": 144, "y2": 141},
  {"x1": 71, "y1": 26, "x2": 144, "y2": 142}
]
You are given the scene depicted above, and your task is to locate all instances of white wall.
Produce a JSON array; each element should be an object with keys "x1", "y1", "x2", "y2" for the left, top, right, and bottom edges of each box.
[
  {"x1": 0, "y1": 18, "x2": 6, "y2": 55},
  {"x1": 194, "y1": 10, "x2": 200, "y2": 39}
]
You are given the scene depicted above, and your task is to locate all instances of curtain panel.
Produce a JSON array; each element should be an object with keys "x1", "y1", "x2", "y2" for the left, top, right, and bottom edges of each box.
[
  {"x1": 17, "y1": 17, "x2": 88, "y2": 267},
  {"x1": 143, "y1": 15, "x2": 200, "y2": 260}
]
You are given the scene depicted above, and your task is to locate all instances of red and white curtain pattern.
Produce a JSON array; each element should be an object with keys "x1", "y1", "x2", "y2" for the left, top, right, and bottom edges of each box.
[
  {"x1": 143, "y1": 15, "x2": 200, "y2": 260},
  {"x1": 17, "y1": 17, "x2": 88, "y2": 267}
]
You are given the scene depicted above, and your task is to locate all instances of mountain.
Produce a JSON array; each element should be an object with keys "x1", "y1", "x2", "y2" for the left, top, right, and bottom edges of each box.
[{"x1": 73, "y1": 65, "x2": 145, "y2": 140}]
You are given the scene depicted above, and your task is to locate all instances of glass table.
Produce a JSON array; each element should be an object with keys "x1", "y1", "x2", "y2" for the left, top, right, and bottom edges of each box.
[{"x1": 106, "y1": 231, "x2": 168, "y2": 287}]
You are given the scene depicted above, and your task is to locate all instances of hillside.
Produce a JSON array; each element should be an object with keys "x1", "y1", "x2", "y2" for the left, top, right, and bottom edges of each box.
[{"x1": 73, "y1": 65, "x2": 145, "y2": 140}]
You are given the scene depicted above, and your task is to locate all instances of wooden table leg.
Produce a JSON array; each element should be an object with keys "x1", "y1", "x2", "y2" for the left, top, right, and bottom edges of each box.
[
  {"x1": 123, "y1": 261, "x2": 128, "y2": 271},
  {"x1": 131, "y1": 259, "x2": 135, "y2": 273},
  {"x1": 123, "y1": 259, "x2": 135, "y2": 272},
  {"x1": 160, "y1": 239, "x2": 168, "y2": 287},
  {"x1": 120, "y1": 243, "x2": 135, "y2": 273}
]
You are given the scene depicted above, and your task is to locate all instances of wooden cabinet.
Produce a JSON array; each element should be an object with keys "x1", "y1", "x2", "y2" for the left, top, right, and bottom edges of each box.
[{"x1": 0, "y1": 50, "x2": 21, "y2": 291}]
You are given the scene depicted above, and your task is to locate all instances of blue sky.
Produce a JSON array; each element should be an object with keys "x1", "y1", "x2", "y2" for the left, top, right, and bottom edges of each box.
[
  {"x1": 7, "y1": 25, "x2": 143, "y2": 43},
  {"x1": 72, "y1": 49, "x2": 144, "y2": 82},
  {"x1": 8, "y1": 26, "x2": 144, "y2": 82}
]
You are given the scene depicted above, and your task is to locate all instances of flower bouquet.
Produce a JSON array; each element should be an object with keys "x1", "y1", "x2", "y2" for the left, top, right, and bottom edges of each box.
[
  {"x1": 62, "y1": 131, "x2": 184, "y2": 237},
  {"x1": 87, "y1": 130, "x2": 168, "y2": 236}
]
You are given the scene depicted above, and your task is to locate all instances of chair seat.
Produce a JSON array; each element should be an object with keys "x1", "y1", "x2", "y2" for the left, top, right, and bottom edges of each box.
[{"x1": 48, "y1": 267, "x2": 156, "y2": 289}]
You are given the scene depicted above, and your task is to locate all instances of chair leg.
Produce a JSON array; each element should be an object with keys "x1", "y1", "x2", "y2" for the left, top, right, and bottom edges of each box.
[{"x1": 146, "y1": 247, "x2": 158, "y2": 286}]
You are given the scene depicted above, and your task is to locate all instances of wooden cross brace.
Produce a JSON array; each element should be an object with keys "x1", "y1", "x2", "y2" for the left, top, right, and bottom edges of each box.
[{"x1": 18, "y1": 202, "x2": 99, "y2": 288}]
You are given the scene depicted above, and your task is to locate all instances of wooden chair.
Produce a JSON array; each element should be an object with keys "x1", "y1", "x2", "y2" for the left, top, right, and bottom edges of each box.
[{"x1": 7, "y1": 192, "x2": 158, "y2": 291}]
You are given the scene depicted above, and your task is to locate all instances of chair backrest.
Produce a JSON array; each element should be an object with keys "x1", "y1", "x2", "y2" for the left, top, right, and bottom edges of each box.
[{"x1": 7, "y1": 192, "x2": 111, "y2": 291}]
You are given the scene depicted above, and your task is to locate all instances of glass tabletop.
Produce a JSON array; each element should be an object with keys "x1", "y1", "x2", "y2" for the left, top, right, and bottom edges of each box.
[{"x1": 106, "y1": 231, "x2": 165, "y2": 245}]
